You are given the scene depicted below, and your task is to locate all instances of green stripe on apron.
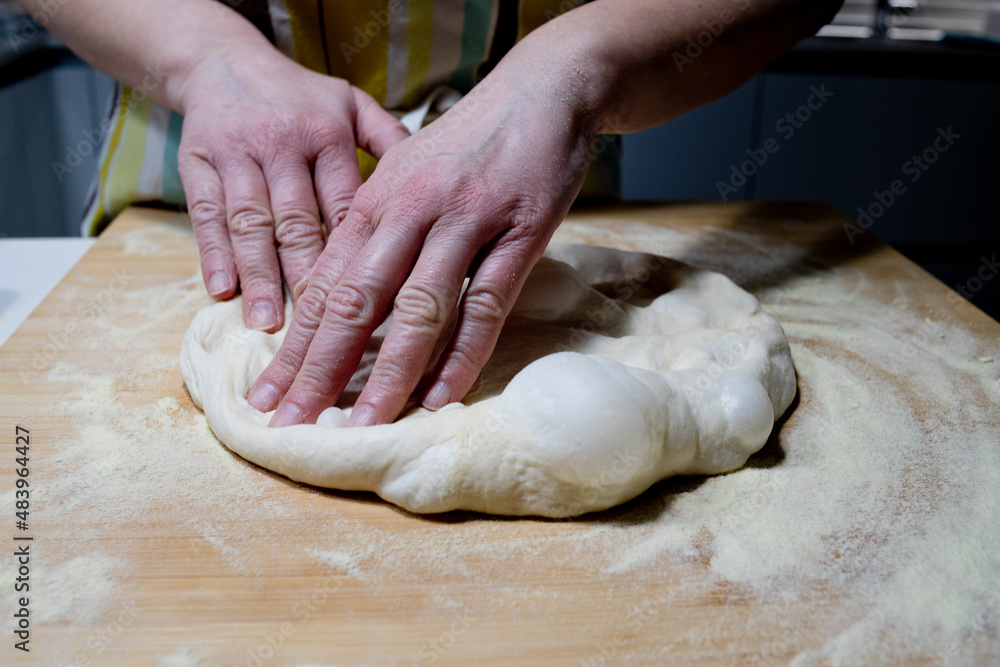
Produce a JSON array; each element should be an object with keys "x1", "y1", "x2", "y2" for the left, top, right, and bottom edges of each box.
[
  {"x1": 449, "y1": 0, "x2": 492, "y2": 93},
  {"x1": 162, "y1": 111, "x2": 186, "y2": 204}
]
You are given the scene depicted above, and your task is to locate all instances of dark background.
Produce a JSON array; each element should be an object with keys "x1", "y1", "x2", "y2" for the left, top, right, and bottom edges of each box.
[{"x1": 1, "y1": 26, "x2": 997, "y2": 320}]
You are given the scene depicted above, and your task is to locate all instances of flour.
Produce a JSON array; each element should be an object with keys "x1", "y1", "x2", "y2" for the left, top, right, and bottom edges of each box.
[
  {"x1": 309, "y1": 548, "x2": 371, "y2": 581},
  {"x1": 33, "y1": 553, "x2": 124, "y2": 624},
  {"x1": 15, "y1": 217, "x2": 999, "y2": 664},
  {"x1": 157, "y1": 646, "x2": 205, "y2": 667},
  {"x1": 0, "y1": 273, "x2": 300, "y2": 640},
  {"x1": 562, "y1": 220, "x2": 1000, "y2": 664}
]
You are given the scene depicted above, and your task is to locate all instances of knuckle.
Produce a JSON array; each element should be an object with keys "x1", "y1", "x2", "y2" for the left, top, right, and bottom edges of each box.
[
  {"x1": 296, "y1": 289, "x2": 328, "y2": 329},
  {"x1": 274, "y1": 210, "x2": 320, "y2": 248},
  {"x1": 512, "y1": 196, "x2": 551, "y2": 225},
  {"x1": 399, "y1": 171, "x2": 448, "y2": 211},
  {"x1": 447, "y1": 338, "x2": 488, "y2": 377},
  {"x1": 439, "y1": 286, "x2": 509, "y2": 376},
  {"x1": 308, "y1": 121, "x2": 350, "y2": 149},
  {"x1": 339, "y1": 213, "x2": 378, "y2": 248},
  {"x1": 218, "y1": 126, "x2": 249, "y2": 154},
  {"x1": 505, "y1": 215, "x2": 551, "y2": 247},
  {"x1": 237, "y1": 262, "x2": 276, "y2": 291},
  {"x1": 349, "y1": 183, "x2": 380, "y2": 221},
  {"x1": 463, "y1": 286, "x2": 508, "y2": 328},
  {"x1": 325, "y1": 282, "x2": 372, "y2": 324},
  {"x1": 292, "y1": 363, "x2": 338, "y2": 397},
  {"x1": 262, "y1": 351, "x2": 302, "y2": 388},
  {"x1": 188, "y1": 200, "x2": 225, "y2": 228},
  {"x1": 177, "y1": 152, "x2": 204, "y2": 178},
  {"x1": 264, "y1": 111, "x2": 296, "y2": 138},
  {"x1": 393, "y1": 284, "x2": 449, "y2": 332},
  {"x1": 369, "y1": 360, "x2": 409, "y2": 393},
  {"x1": 365, "y1": 171, "x2": 440, "y2": 220},
  {"x1": 196, "y1": 236, "x2": 232, "y2": 263},
  {"x1": 323, "y1": 203, "x2": 351, "y2": 231},
  {"x1": 228, "y1": 204, "x2": 275, "y2": 237}
]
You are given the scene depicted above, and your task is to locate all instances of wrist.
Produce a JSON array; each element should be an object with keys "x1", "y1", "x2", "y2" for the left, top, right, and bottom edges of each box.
[
  {"x1": 496, "y1": 16, "x2": 623, "y2": 139},
  {"x1": 166, "y1": 34, "x2": 290, "y2": 114}
]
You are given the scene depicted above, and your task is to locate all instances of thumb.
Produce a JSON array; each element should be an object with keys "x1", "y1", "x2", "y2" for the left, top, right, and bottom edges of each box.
[{"x1": 353, "y1": 88, "x2": 411, "y2": 159}]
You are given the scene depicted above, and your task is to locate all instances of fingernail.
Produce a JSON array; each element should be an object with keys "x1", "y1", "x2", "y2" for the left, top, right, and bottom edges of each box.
[
  {"x1": 269, "y1": 403, "x2": 304, "y2": 428},
  {"x1": 247, "y1": 381, "x2": 280, "y2": 412},
  {"x1": 207, "y1": 271, "x2": 231, "y2": 297},
  {"x1": 346, "y1": 404, "x2": 376, "y2": 428},
  {"x1": 423, "y1": 382, "x2": 452, "y2": 410},
  {"x1": 249, "y1": 301, "x2": 278, "y2": 331}
]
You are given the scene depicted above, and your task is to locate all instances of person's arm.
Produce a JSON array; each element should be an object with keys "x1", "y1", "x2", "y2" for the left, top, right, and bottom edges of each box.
[
  {"x1": 13, "y1": 0, "x2": 262, "y2": 113},
  {"x1": 544, "y1": 0, "x2": 842, "y2": 136},
  {"x1": 248, "y1": 0, "x2": 843, "y2": 427},
  {"x1": 15, "y1": 0, "x2": 409, "y2": 332}
]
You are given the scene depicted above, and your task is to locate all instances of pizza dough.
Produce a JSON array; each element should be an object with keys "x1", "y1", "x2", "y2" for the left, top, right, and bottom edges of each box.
[{"x1": 179, "y1": 243, "x2": 796, "y2": 517}]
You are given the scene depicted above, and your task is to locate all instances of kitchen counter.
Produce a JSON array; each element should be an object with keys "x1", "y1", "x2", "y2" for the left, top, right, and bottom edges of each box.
[{"x1": 1, "y1": 204, "x2": 997, "y2": 665}]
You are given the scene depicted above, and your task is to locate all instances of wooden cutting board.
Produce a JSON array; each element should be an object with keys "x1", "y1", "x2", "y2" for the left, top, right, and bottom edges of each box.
[{"x1": 2, "y1": 203, "x2": 998, "y2": 666}]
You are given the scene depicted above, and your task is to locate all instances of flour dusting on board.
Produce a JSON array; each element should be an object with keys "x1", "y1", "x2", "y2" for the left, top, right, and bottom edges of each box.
[
  {"x1": 309, "y1": 548, "x2": 371, "y2": 581},
  {"x1": 34, "y1": 553, "x2": 124, "y2": 624},
  {"x1": 15, "y1": 218, "x2": 1000, "y2": 665},
  {"x1": 559, "y1": 220, "x2": 1000, "y2": 664},
  {"x1": 3, "y1": 271, "x2": 301, "y2": 646},
  {"x1": 156, "y1": 646, "x2": 206, "y2": 667}
]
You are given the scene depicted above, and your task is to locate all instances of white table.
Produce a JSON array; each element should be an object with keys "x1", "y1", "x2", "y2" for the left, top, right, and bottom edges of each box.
[{"x1": 0, "y1": 238, "x2": 95, "y2": 346}]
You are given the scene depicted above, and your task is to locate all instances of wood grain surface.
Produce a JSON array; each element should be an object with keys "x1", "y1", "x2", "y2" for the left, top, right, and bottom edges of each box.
[{"x1": 1, "y1": 203, "x2": 998, "y2": 666}]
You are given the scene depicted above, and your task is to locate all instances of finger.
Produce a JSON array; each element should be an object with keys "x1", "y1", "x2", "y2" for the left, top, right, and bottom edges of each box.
[
  {"x1": 219, "y1": 158, "x2": 284, "y2": 332},
  {"x1": 313, "y1": 143, "x2": 363, "y2": 236},
  {"x1": 353, "y1": 87, "x2": 411, "y2": 158},
  {"x1": 268, "y1": 224, "x2": 422, "y2": 427},
  {"x1": 246, "y1": 208, "x2": 380, "y2": 414},
  {"x1": 422, "y1": 299, "x2": 461, "y2": 382},
  {"x1": 179, "y1": 154, "x2": 237, "y2": 300},
  {"x1": 422, "y1": 232, "x2": 546, "y2": 410},
  {"x1": 303, "y1": 148, "x2": 382, "y2": 307},
  {"x1": 266, "y1": 156, "x2": 325, "y2": 303},
  {"x1": 346, "y1": 239, "x2": 471, "y2": 427}
]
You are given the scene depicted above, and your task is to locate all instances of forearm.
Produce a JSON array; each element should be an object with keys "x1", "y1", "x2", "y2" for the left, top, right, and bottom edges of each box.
[
  {"x1": 510, "y1": 0, "x2": 843, "y2": 135},
  {"x1": 13, "y1": 0, "x2": 280, "y2": 112}
]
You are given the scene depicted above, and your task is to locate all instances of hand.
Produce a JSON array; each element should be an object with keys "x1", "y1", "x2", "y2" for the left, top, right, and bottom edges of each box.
[
  {"x1": 245, "y1": 58, "x2": 599, "y2": 427},
  {"x1": 177, "y1": 47, "x2": 410, "y2": 332}
]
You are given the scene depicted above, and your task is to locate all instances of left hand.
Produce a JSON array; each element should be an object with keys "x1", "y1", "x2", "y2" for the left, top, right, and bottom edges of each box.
[{"x1": 245, "y1": 56, "x2": 598, "y2": 427}]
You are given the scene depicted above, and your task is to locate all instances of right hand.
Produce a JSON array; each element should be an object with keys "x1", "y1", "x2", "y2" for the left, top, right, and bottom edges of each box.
[{"x1": 177, "y1": 48, "x2": 410, "y2": 332}]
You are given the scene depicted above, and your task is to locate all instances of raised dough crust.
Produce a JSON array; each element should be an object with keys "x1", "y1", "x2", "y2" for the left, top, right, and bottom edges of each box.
[{"x1": 179, "y1": 243, "x2": 796, "y2": 517}]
